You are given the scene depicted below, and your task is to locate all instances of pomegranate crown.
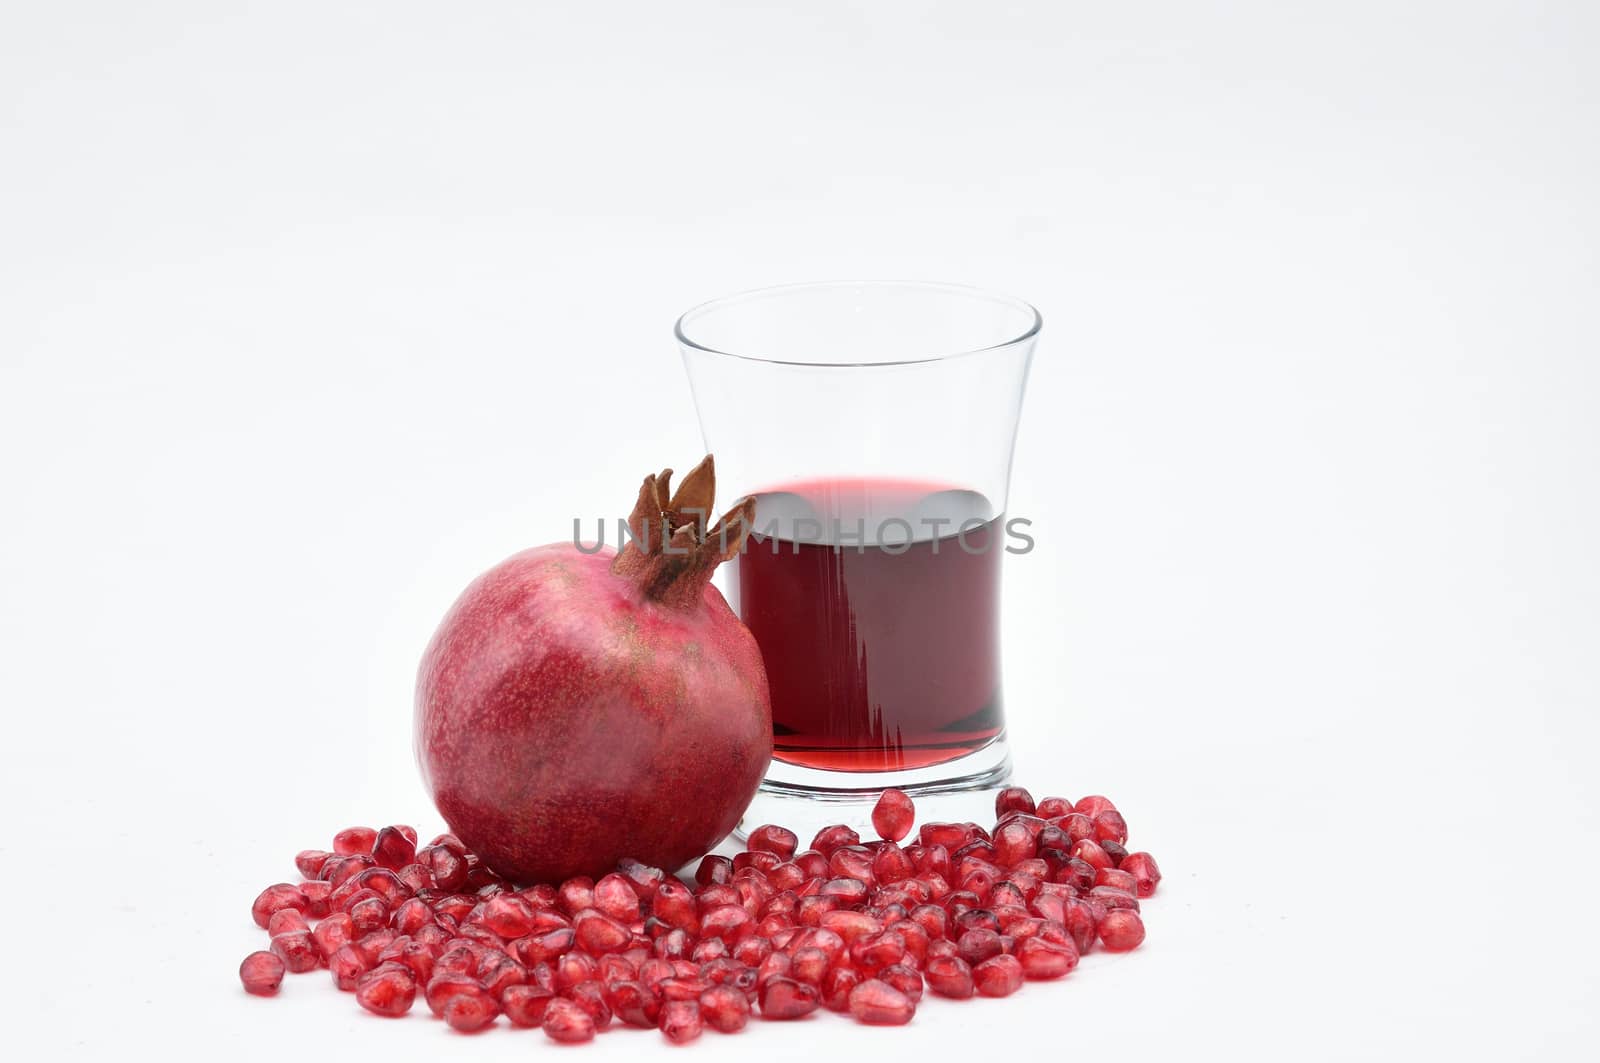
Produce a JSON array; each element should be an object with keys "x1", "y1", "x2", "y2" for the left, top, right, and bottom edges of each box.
[{"x1": 610, "y1": 455, "x2": 756, "y2": 607}]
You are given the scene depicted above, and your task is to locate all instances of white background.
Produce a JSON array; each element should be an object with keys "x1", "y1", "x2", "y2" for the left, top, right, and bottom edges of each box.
[{"x1": 3, "y1": 1, "x2": 1597, "y2": 1059}]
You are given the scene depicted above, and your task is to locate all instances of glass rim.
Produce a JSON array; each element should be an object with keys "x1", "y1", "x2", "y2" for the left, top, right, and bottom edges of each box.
[{"x1": 674, "y1": 280, "x2": 1042, "y2": 368}]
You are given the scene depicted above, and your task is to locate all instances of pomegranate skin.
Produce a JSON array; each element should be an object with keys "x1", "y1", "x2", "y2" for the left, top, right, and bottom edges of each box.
[{"x1": 417, "y1": 544, "x2": 771, "y2": 883}]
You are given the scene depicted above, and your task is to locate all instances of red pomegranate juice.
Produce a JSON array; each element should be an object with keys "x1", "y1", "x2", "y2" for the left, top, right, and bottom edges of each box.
[{"x1": 728, "y1": 478, "x2": 1005, "y2": 772}]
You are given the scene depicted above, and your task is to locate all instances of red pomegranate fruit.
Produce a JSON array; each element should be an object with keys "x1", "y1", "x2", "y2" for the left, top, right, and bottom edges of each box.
[{"x1": 416, "y1": 456, "x2": 771, "y2": 882}]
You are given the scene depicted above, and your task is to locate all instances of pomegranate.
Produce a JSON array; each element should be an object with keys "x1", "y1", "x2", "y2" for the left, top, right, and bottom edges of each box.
[{"x1": 416, "y1": 457, "x2": 770, "y2": 882}]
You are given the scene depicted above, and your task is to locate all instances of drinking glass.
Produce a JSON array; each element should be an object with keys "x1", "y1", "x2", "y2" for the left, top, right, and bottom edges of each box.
[{"x1": 678, "y1": 281, "x2": 1039, "y2": 835}]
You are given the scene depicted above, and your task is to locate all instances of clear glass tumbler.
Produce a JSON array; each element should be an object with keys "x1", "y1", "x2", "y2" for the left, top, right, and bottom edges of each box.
[{"x1": 678, "y1": 281, "x2": 1039, "y2": 836}]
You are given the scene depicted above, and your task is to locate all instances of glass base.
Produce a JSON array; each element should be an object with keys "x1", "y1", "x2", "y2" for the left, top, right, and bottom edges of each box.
[{"x1": 737, "y1": 737, "x2": 1013, "y2": 843}]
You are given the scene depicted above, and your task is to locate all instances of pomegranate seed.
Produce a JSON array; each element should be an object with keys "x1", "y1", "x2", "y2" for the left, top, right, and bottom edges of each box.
[
  {"x1": 300, "y1": 879, "x2": 332, "y2": 918},
  {"x1": 848, "y1": 978, "x2": 916, "y2": 1025},
  {"x1": 957, "y1": 928, "x2": 1005, "y2": 966},
  {"x1": 1016, "y1": 936, "x2": 1079, "y2": 979},
  {"x1": 759, "y1": 976, "x2": 820, "y2": 1020},
  {"x1": 425, "y1": 972, "x2": 492, "y2": 1017},
  {"x1": 748, "y1": 824, "x2": 800, "y2": 860},
  {"x1": 851, "y1": 930, "x2": 906, "y2": 973},
  {"x1": 329, "y1": 944, "x2": 371, "y2": 990},
  {"x1": 995, "y1": 786, "x2": 1035, "y2": 817},
  {"x1": 659, "y1": 999, "x2": 703, "y2": 1043},
  {"x1": 501, "y1": 984, "x2": 555, "y2": 1027},
  {"x1": 556, "y1": 951, "x2": 599, "y2": 989},
  {"x1": 349, "y1": 897, "x2": 389, "y2": 935},
  {"x1": 604, "y1": 980, "x2": 660, "y2": 1028},
  {"x1": 573, "y1": 909, "x2": 632, "y2": 954},
  {"x1": 809, "y1": 824, "x2": 860, "y2": 856},
  {"x1": 593, "y1": 872, "x2": 642, "y2": 922},
  {"x1": 541, "y1": 997, "x2": 596, "y2": 1043},
  {"x1": 421, "y1": 846, "x2": 467, "y2": 892},
  {"x1": 251, "y1": 883, "x2": 308, "y2": 929},
  {"x1": 480, "y1": 894, "x2": 535, "y2": 938},
  {"x1": 1096, "y1": 867, "x2": 1138, "y2": 894},
  {"x1": 355, "y1": 967, "x2": 415, "y2": 1017},
  {"x1": 924, "y1": 954, "x2": 975, "y2": 998},
  {"x1": 872, "y1": 841, "x2": 916, "y2": 884},
  {"x1": 1070, "y1": 838, "x2": 1114, "y2": 871},
  {"x1": 370, "y1": 826, "x2": 416, "y2": 871},
  {"x1": 1093, "y1": 809, "x2": 1128, "y2": 844},
  {"x1": 295, "y1": 849, "x2": 331, "y2": 879},
  {"x1": 652, "y1": 880, "x2": 701, "y2": 933},
  {"x1": 790, "y1": 946, "x2": 829, "y2": 985},
  {"x1": 568, "y1": 981, "x2": 613, "y2": 1028},
  {"x1": 994, "y1": 820, "x2": 1037, "y2": 866},
  {"x1": 695, "y1": 854, "x2": 734, "y2": 886},
  {"x1": 700, "y1": 904, "x2": 756, "y2": 944},
  {"x1": 829, "y1": 847, "x2": 877, "y2": 886},
  {"x1": 972, "y1": 953, "x2": 1024, "y2": 997},
  {"x1": 269, "y1": 931, "x2": 319, "y2": 973},
  {"x1": 1073, "y1": 795, "x2": 1116, "y2": 818},
  {"x1": 443, "y1": 990, "x2": 499, "y2": 1031},
  {"x1": 879, "y1": 964, "x2": 924, "y2": 1002},
  {"x1": 555, "y1": 876, "x2": 594, "y2": 915},
  {"x1": 333, "y1": 826, "x2": 378, "y2": 856},
  {"x1": 1098, "y1": 909, "x2": 1146, "y2": 951},
  {"x1": 820, "y1": 965, "x2": 862, "y2": 1011},
  {"x1": 1035, "y1": 796, "x2": 1073, "y2": 818},
  {"x1": 266, "y1": 908, "x2": 309, "y2": 937},
  {"x1": 871, "y1": 788, "x2": 915, "y2": 841},
  {"x1": 1121, "y1": 851, "x2": 1161, "y2": 897},
  {"x1": 615, "y1": 858, "x2": 667, "y2": 898},
  {"x1": 1089, "y1": 885, "x2": 1140, "y2": 911},
  {"x1": 793, "y1": 849, "x2": 830, "y2": 879},
  {"x1": 699, "y1": 984, "x2": 750, "y2": 1032},
  {"x1": 239, "y1": 951, "x2": 286, "y2": 995},
  {"x1": 310, "y1": 912, "x2": 354, "y2": 961}
]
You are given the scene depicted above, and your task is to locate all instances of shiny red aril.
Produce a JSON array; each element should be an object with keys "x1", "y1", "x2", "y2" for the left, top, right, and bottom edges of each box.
[
  {"x1": 239, "y1": 951, "x2": 286, "y2": 996},
  {"x1": 443, "y1": 991, "x2": 498, "y2": 1031},
  {"x1": 541, "y1": 997, "x2": 596, "y2": 1043},
  {"x1": 759, "y1": 976, "x2": 821, "y2": 1020},
  {"x1": 1121, "y1": 851, "x2": 1162, "y2": 897},
  {"x1": 1073, "y1": 795, "x2": 1116, "y2": 819},
  {"x1": 879, "y1": 964, "x2": 924, "y2": 1002},
  {"x1": 251, "y1": 884, "x2": 308, "y2": 929},
  {"x1": 371, "y1": 826, "x2": 416, "y2": 871},
  {"x1": 995, "y1": 787, "x2": 1035, "y2": 817},
  {"x1": 1016, "y1": 936, "x2": 1079, "y2": 979},
  {"x1": 593, "y1": 873, "x2": 642, "y2": 922},
  {"x1": 1035, "y1": 796, "x2": 1073, "y2": 818},
  {"x1": 809, "y1": 824, "x2": 860, "y2": 856},
  {"x1": 1098, "y1": 909, "x2": 1146, "y2": 951},
  {"x1": 848, "y1": 979, "x2": 916, "y2": 1025},
  {"x1": 972, "y1": 954, "x2": 1024, "y2": 997},
  {"x1": 872, "y1": 788, "x2": 915, "y2": 842},
  {"x1": 924, "y1": 954, "x2": 975, "y2": 998},
  {"x1": 698, "y1": 984, "x2": 750, "y2": 1032},
  {"x1": 821, "y1": 965, "x2": 862, "y2": 1011},
  {"x1": 573, "y1": 909, "x2": 632, "y2": 954},
  {"x1": 295, "y1": 849, "x2": 331, "y2": 878},
  {"x1": 659, "y1": 999, "x2": 704, "y2": 1043},
  {"x1": 747, "y1": 824, "x2": 799, "y2": 860},
  {"x1": 333, "y1": 827, "x2": 378, "y2": 856},
  {"x1": 501, "y1": 984, "x2": 555, "y2": 1027},
  {"x1": 355, "y1": 968, "x2": 416, "y2": 1017},
  {"x1": 269, "y1": 931, "x2": 319, "y2": 973}
]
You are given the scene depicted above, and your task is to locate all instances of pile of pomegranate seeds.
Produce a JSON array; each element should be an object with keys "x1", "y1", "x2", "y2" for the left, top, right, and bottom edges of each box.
[{"x1": 240, "y1": 786, "x2": 1159, "y2": 1042}]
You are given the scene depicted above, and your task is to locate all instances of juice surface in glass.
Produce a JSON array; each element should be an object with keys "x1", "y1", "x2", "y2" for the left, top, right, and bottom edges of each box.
[{"x1": 729, "y1": 477, "x2": 1004, "y2": 772}]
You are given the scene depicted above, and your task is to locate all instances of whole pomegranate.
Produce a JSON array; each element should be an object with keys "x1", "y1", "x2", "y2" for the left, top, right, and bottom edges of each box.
[{"x1": 416, "y1": 456, "x2": 771, "y2": 882}]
